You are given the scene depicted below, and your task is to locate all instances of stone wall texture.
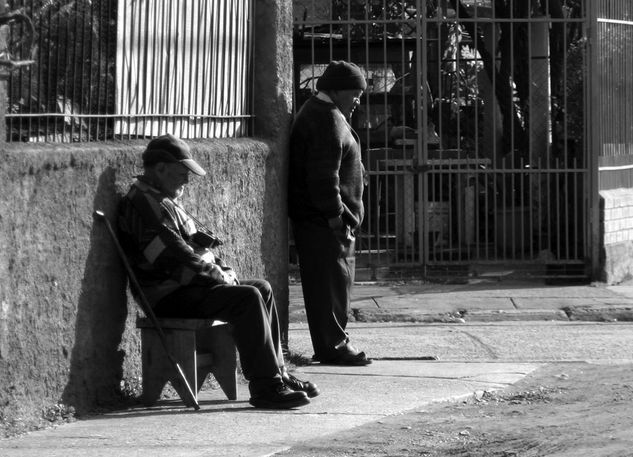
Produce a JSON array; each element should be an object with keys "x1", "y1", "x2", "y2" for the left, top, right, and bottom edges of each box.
[{"x1": 0, "y1": 138, "x2": 286, "y2": 423}]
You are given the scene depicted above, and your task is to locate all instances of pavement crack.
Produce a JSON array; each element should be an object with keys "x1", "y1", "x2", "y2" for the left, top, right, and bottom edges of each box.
[
  {"x1": 455, "y1": 330, "x2": 499, "y2": 359},
  {"x1": 510, "y1": 298, "x2": 519, "y2": 309}
]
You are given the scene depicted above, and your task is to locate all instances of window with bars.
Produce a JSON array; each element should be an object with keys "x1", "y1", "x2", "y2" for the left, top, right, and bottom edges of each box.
[{"x1": 4, "y1": 0, "x2": 254, "y2": 143}]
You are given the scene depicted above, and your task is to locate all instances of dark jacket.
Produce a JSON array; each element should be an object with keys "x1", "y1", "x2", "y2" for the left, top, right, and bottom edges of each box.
[{"x1": 288, "y1": 96, "x2": 365, "y2": 229}]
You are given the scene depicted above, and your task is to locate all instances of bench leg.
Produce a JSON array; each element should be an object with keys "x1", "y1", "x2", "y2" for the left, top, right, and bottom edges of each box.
[
  {"x1": 141, "y1": 328, "x2": 198, "y2": 407},
  {"x1": 197, "y1": 325, "x2": 238, "y2": 400}
]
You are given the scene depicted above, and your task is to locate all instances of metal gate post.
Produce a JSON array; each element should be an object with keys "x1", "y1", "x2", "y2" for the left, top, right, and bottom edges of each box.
[
  {"x1": 416, "y1": 0, "x2": 428, "y2": 267},
  {"x1": 587, "y1": 1, "x2": 601, "y2": 280}
]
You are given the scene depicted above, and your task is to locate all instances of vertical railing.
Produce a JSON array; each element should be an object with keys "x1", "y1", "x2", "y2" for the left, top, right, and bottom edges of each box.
[
  {"x1": 596, "y1": 0, "x2": 633, "y2": 190},
  {"x1": 115, "y1": 0, "x2": 254, "y2": 139},
  {"x1": 6, "y1": 0, "x2": 118, "y2": 142},
  {"x1": 292, "y1": 1, "x2": 589, "y2": 277},
  {"x1": 5, "y1": 0, "x2": 255, "y2": 142}
]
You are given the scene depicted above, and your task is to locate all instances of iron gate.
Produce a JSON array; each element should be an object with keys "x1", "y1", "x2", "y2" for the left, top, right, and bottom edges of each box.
[{"x1": 293, "y1": 0, "x2": 589, "y2": 279}]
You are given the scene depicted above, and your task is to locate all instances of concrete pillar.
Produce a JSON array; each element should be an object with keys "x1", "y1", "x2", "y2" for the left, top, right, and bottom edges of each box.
[{"x1": 253, "y1": 0, "x2": 293, "y2": 347}]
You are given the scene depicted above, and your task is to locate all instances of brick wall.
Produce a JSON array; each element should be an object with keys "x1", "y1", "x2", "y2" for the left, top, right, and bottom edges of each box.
[{"x1": 600, "y1": 188, "x2": 633, "y2": 284}]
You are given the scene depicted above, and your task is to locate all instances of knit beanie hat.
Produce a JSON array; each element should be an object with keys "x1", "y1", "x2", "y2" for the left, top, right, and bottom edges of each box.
[{"x1": 316, "y1": 60, "x2": 367, "y2": 91}]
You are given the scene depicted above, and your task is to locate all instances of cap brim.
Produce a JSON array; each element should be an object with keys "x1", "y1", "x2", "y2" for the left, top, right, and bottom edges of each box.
[{"x1": 181, "y1": 159, "x2": 206, "y2": 176}]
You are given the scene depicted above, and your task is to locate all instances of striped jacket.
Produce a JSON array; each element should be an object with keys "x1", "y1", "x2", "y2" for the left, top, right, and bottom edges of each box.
[{"x1": 118, "y1": 178, "x2": 230, "y2": 306}]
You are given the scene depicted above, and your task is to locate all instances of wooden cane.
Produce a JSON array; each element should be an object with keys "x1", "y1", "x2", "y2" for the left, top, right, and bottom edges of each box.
[{"x1": 93, "y1": 210, "x2": 200, "y2": 411}]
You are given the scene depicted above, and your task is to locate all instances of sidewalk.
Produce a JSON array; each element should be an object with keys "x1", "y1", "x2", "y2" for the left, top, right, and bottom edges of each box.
[
  {"x1": 289, "y1": 278, "x2": 633, "y2": 324},
  {"x1": 3, "y1": 278, "x2": 633, "y2": 457}
]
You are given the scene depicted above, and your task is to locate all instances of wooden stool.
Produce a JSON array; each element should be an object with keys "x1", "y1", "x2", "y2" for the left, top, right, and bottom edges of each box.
[{"x1": 137, "y1": 317, "x2": 238, "y2": 406}]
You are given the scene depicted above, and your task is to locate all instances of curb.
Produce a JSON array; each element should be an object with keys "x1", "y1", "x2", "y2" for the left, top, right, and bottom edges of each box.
[
  {"x1": 289, "y1": 306, "x2": 633, "y2": 324},
  {"x1": 563, "y1": 305, "x2": 633, "y2": 322}
]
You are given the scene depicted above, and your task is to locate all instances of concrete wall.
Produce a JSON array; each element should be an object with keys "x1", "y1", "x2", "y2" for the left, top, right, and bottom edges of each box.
[
  {"x1": 0, "y1": 0, "x2": 293, "y2": 431},
  {"x1": 600, "y1": 188, "x2": 633, "y2": 284}
]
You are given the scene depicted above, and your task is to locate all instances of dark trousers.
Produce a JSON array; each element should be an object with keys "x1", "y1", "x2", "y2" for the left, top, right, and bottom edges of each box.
[
  {"x1": 292, "y1": 220, "x2": 356, "y2": 360},
  {"x1": 153, "y1": 279, "x2": 284, "y2": 391}
]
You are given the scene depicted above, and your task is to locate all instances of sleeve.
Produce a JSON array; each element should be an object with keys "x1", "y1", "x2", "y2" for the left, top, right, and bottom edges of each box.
[
  {"x1": 302, "y1": 113, "x2": 345, "y2": 219},
  {"x1": 119, "y1": 191, "x2": 226, "y2": 287}
]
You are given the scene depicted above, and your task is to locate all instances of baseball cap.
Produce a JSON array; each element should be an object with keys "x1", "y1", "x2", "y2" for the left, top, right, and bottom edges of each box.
[{"x1": 142, "y1": 134, "x2": 206, "y2": 176}]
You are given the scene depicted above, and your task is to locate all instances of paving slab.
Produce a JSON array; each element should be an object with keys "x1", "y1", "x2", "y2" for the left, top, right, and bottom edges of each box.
[{"x1": 290, "y1": 280, "x2": 633, "y2": 324}]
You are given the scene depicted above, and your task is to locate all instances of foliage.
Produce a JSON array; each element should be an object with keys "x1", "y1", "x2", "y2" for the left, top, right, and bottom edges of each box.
[
  {"x1": 330, "y1": 0, "x2": 440, "y2": 40},
  {"x1": 440, "y1": 22, "x2": 484, "y2": 110},
  {"x1": 118, "y1": 376, "x2": 143, "y2": 402},
  {"x1": 552, "y1": 37, "x2": 585, "y2": 146},
  {"x1": 7, "y1": 0, "x2": 117, "y2": 141},
  {"x1": 42, "y1": 403, "x2": 76, "y2": 423}
]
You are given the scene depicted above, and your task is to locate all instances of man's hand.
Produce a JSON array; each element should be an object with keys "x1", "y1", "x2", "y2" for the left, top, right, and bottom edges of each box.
[
  {"x1": 199, "y1": 249, "x2": 216, "y2": 264},
  {"x1": 329, "y1": 216, "x2": 354, "y2": 244},
  {"x1": 221, "y1": 268, "x2": 239, "y2": 285},
  {"x1": 328, "y1": 215, "x2": 344, "y2": 230},
  {"x1": 209, "y1": 264, "x2": 237, "y2": 285}
]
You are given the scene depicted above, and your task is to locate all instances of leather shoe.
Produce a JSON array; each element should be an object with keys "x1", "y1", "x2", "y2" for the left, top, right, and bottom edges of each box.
[
  {"x1": 249, "y1": 382, "x2": 310, "y2": 409},
  {"x1": 319, "y1": 351, "x2": 372, "y2": 366},
  {"x1": 282, "y1": 371, "x2": 320, "y2": 398},
  {"x1": 314, "y1": 342, "x2": 372, "y2": 366}
]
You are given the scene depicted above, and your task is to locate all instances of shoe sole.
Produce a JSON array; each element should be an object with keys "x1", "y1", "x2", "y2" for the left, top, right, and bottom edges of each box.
[
  {"x1": 249, "y1": 396, "x2": 311, "y2": 409},
  {"x1": 314, "y1": 351, "x2": 372, "y2": 366},
  {"x1": 319, "y1": 358, "x2": 372, "y2": 366}
]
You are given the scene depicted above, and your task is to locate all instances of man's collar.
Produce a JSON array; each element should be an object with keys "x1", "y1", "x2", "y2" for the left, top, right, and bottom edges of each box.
[
  {"x1": 315, "y1": 91, "x2": 352, "y2": 124},
  {"x1": 134, "y1": 176, "x2": 164, "y2": 196},
  {"x1": 315, "y1": 92, "x2": 333, "y2": 104}
]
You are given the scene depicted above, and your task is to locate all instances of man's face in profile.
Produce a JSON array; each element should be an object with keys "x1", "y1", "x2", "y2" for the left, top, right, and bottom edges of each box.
[
  {"x1": 331, "y1": 89, "x2": 363, "y2": 120},
  {"x1": 156, "y1": 162, "x2": 190, "y2": 199}
]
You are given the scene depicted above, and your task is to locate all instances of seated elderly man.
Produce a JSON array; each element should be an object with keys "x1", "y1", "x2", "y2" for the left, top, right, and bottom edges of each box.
[{"x1": 118, "y1": 133, "x2": 318, "y2": 409}]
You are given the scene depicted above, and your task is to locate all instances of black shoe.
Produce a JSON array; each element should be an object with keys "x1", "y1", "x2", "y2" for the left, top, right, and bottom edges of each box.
[
  {"x1": 283, "y1": 372, "x2": 320, "y2": 398},
  {"x1": 249, "y1": 383, "x2": 310, "y2": 409},
  {"x1": 314, "y1": 342, "x2": 372, "y2": 366},
  {"x1": 319, "y1": 351, "x2": 372, "y2": 366}
]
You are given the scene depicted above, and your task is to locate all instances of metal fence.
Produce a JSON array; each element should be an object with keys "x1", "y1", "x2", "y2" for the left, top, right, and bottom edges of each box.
[
  {"x1": 4, "y1": 0, "x2": 254, "y2": 142},
  {"x1": 293, "y1": 0, "x2": 589, "y2": 278},
  {"x1": 595, "y1": 0, "x2": 633, "y2": 190}
]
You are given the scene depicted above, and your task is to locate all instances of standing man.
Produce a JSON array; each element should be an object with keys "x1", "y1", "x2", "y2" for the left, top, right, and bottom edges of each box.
[
  {"x1": 118, "y1": 134, "x2": 319, "y2": 409},
  {"x1": 289, "y1": 60, "x2": 371, "y2": 366}
]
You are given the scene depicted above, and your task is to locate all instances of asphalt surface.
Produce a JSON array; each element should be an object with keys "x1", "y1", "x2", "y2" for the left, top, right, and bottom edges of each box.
[{"x1": 3, "y1": 278, "x2": 633, "y2": 457}]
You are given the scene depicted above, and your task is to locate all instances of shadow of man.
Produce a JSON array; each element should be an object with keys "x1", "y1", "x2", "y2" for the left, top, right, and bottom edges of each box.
[{"x1": 62, "y1": 167, "x2": 129, "y2": 414}]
